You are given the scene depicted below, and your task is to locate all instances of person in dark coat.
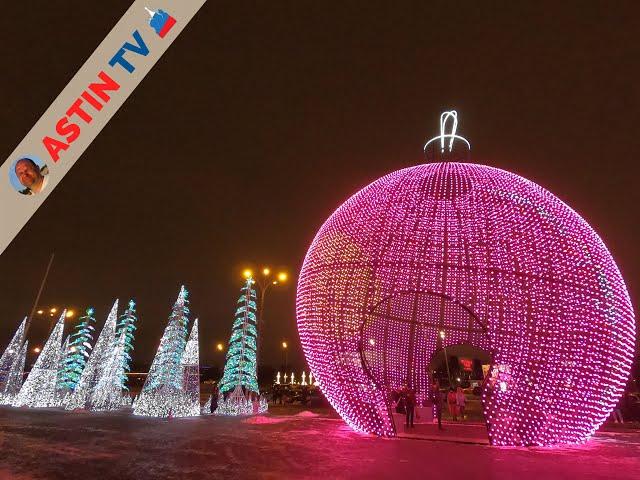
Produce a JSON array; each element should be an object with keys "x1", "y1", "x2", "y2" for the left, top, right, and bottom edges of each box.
[
  {"x1": 210, "y1": 386, "x2": 219, "y2": 413},
  {"x1": 447, "y1": 387, "x2": 458, "y2": 421},
  {"x1": 403, "y1": 385, "x2": 416, "y2": 428},
  {"x1": 430, "y1": 380, "x2": 444, "y2": 430}
]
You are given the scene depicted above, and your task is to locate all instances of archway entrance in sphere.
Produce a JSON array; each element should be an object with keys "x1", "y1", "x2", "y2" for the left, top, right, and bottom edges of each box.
[
  {"x1": 359, "y1": 290, "x2": 493, "y2": 440},
  {"x1": 429, "y1": 344, "x2": 492, "y2": 431}
]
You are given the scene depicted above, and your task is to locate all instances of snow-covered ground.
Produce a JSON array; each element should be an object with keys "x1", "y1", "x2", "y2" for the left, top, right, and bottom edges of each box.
[{"x1": 0, "y1": 406, "x2": 639, "y2": 479}]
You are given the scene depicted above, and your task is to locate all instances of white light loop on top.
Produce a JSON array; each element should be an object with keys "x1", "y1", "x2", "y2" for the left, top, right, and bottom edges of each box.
[{"x1": 423, "y1": 110, "x2": 471, "y2": 153}]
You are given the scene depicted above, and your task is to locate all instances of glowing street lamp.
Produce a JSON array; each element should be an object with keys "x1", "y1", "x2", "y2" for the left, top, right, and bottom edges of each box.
[
  {"x1": 36, "y1": 309, "x2": 44, "y2": 315},
  {"x1": 65, "y1": 310, "x2": 75, "y2": 318},
  {"x1": 33, "y1": 347, "x2": 41, "y2": 353},
  {"x1": 241, "y1": 265, "x2": 290, "y2": 349},
  {"x1": 282, "y1": 341, "x2": 289, "y2": 371},
  {"x1": 216, "y1": 343, "x2": 225, "y2": 352}
]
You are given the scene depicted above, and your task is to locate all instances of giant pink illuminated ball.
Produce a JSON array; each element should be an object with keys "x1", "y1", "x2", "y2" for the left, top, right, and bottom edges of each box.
[{"x1": 296, "y1": 162, "x2": 635, "y2": 446}]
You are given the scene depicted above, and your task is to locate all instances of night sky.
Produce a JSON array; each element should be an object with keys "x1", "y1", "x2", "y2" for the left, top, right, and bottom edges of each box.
[{"x1": 0, "y1": 1, "x2": 638, "y2": 371}]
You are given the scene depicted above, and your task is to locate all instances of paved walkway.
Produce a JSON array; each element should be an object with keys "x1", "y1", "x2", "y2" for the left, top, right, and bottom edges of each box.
[
  {"x1": 396, "y1": 420, "x2": 490, "y2": 444},
  {"x1": 1, "y1": 407, "x2": 639, "y2": 479}
]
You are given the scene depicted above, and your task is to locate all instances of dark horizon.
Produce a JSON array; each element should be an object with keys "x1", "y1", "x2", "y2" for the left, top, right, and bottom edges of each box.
[{"x1": 0, "y1": 1, "x2": 638, "y2": 373}]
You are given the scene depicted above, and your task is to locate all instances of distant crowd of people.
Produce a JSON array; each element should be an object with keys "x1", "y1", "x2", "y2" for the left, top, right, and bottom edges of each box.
[{"x1": 393, "y1": 380, "x2": 467, "y2": 430}]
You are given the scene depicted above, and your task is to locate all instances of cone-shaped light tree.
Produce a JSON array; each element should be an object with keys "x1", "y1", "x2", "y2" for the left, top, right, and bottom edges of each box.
[
  {"x1": 53, "y1": 335, "x2": 71, "y2": 405},
  {"x1": 0, "y1": 340, "x2": 27, "y2": 405},
  {"x1": 90, "y1": 324, "x2": 130, "y2": 411},
  {"x1": 64, "y1": 300, "x2": 119, "y2": 410},
  {"x1": 0, "y1": 318, "x2": 26, "y2": 394},
  {"x1": 133, "y1": 286, "x2": 190, "y2": 417},
  {"x1": 13, "y1": 311, "x2": 66, "y2": 408},
  {"x1": 216, "y1": 278, "x2": 267, "y2": 415},
  {"x1": 115, "y1": 300, "x2": 137, "y2": 391},
  {"x1": 89, "y1": 300, "x2": 138, "y2": 410},
  {"x1": 178, "y1": 318, "x2": 200, "y2": 416},
  {"x1": 59, "y1": 308, "x2": 96, "y2": 392},
  {"x1": 218, "y1": 278, "x2": 259, "y2": 395}
]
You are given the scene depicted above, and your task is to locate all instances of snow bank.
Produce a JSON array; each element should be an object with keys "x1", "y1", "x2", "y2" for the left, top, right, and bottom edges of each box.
[
  {"x1": 242, "y1": 415, "x2": 287, "y2": 424},
  {"x1": 294, "y1": 411, "x2": 320, "y2": 418}
]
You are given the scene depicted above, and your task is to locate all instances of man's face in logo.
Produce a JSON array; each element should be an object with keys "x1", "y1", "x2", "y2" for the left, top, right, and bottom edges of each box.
[{"x1": 15, "y1": 159, "x2": 42, "y2": 188}]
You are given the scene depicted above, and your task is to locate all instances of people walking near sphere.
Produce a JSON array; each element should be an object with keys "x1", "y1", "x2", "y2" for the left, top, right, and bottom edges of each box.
[
  {"x1": 456, "y1": 386, "x2": 466, "y2": 421},
  {"x1": 447, "y1": 387, "x2": 458, "y2": 421},
  {"x1": 402, "y1": 385, "x2": 416, "y2": 428},
  {"x1": 430, "y1": 380, "x2": 444, "y2": 430}
]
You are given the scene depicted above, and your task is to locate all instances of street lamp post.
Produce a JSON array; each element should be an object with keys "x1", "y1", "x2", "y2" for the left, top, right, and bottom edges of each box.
[
  {"x1": 24, "y1": 253, "x2": 55, "y2": 340},
  {"x1": 242, "y1": 267, "x2": 288, "y2": 357},
  {"x1": 282, "y1": 341, "x2": 288, "y2": 371},
  {"x1": 440, "y1": 330, "x2": 452, "y2": 387}
]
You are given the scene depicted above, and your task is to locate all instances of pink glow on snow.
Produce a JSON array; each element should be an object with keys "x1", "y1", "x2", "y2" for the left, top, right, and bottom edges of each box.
[{"x1": 296, "y1": 162, "x2": 635, "y2": 446}]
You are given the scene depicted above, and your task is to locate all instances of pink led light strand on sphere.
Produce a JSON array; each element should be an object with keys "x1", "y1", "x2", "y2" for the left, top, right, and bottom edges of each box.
[{"x1": 296, "y1": 111, "x2": 635, "y2": 446}]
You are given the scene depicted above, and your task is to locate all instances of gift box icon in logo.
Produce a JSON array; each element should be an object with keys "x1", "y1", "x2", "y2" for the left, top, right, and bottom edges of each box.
[{"x1": 145, "y1": 7, "x2": 176, "y2": 38}]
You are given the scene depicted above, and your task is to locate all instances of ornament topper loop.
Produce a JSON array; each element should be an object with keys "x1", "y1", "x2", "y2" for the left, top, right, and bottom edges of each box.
[{"x1": 423, "y1": 110, "x2": 471, "y2": 154}]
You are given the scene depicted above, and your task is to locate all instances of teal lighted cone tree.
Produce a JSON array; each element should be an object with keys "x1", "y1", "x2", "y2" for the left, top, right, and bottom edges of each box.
[
  {"x1": 59, "y1": 308, "x2": 96, "y2": 392},
  {"x1": 64, "y1": 300, "x2": 119, "y2": 410},
  {"x1": 133, "y1": 286, "x2": 190, "y2": 417},
  {"x1": 218, "y1": 278, "x2": 259, "y2": 395}
]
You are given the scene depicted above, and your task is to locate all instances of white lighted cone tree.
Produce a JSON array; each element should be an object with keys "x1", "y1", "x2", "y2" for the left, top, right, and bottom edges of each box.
[
  {"x1": 64, "y1": 300, "x2": 119, "y2": 410},
  {"x1": 177, "y1": 318, "x2": 200, "y2": 416},
  {"x1": 52, "y1": 335, "x2": 71, "y2": 406},
  {"x1": 133, "y1": 286, "x2": 191, "y2": 417},
  {"x1": 0, "y1": 318, "x2": 27, "y2": 399},
  {"x1": 91, "y1": 299, "x2": 139, "y2": 409},
  {"x1": 0, "y1": 340, "x2": 28, "y2": 405},
  {"x1": 90, "y1": 324, "x2": 130, "y2": 411},
  {"x1": 115, "y1": 300, "x2": 138, "y2": 395},
  {"x1": 13, "y1": 311, "x2": 66, "y2": 408}
]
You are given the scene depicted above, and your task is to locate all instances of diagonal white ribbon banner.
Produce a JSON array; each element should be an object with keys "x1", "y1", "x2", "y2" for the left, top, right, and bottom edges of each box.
[{"x1": 0, "y1": 1, "x2": 207, "y2": 256}]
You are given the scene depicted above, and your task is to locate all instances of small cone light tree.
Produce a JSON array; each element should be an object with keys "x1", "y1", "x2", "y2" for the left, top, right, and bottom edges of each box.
[
  {"x1": 115, "y1": 300, "x2": 138, "y2": 392},
  {"x1": 13, "y1": 311, "x2": 66, "y2": 408},
  {"x1": 133, "y1": 286, "x2": 190, "y2": 417},
  {"x1": 65, "y1": 300, "x2": 119, "y2": 410},
  {"x1": 53, "y1": 336, "x2": 71, "y2": 405},
  {"x1": 0, "y1": 318, "x2": 26, "y2": 394},
  {"x1": 0, "y1": 340, "x2": 27, "y2": 405},
  {"x1": 59, "y1": 308, "x2": 96, "y2": 392},
  {"x1": 90, "y1": 325, "x2": 130, "y2": 411},
  {"x1": 216, "y1": 277, "x2": 267, "y2": 415},
  {"x1": 177, "y1": 318, "x2": 200, "y2": 416}
]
